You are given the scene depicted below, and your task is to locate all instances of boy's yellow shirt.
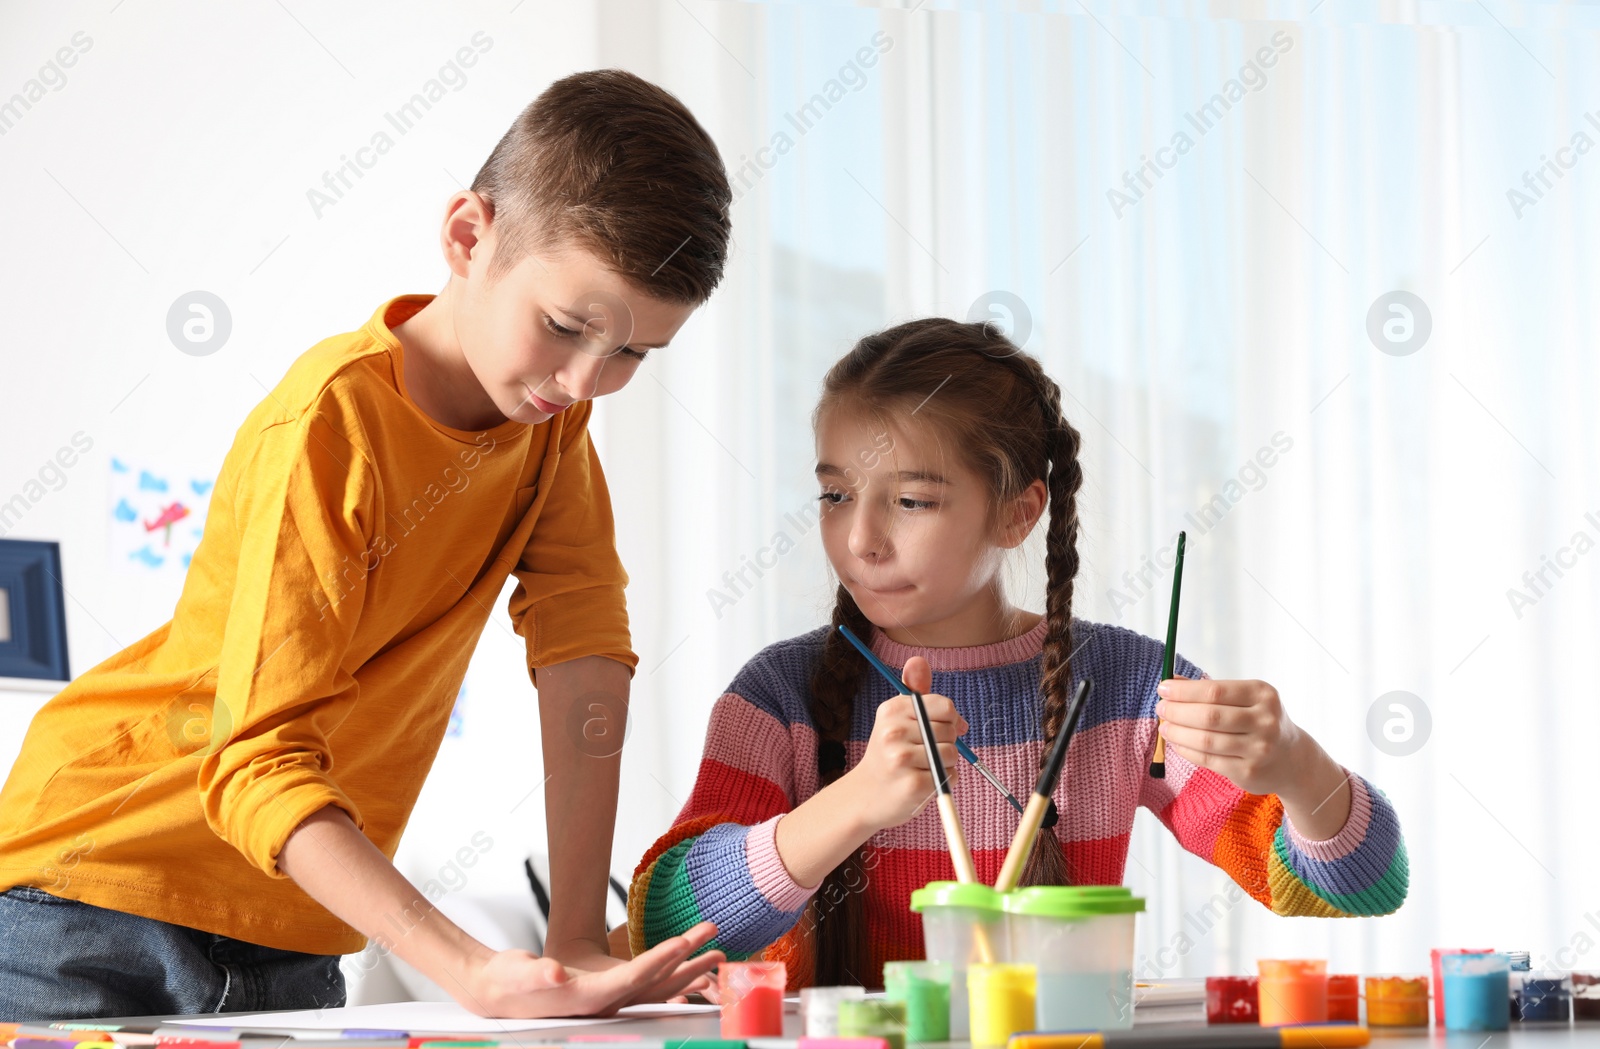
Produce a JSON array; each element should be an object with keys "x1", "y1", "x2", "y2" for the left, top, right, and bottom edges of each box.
[{"x1": 0, "y1": 294, "x2": 636, "y2": 955}]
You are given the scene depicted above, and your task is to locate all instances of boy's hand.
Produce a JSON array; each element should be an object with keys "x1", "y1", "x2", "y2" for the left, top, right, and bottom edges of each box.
[
  {"x1": 455, "y1": 921, "x2": 724, "y2": 1018},
  {"x1": 543, "y1": 937, "x2": 626, "y2": 973},
  {"x1": 842, "y1": 656, "x2": 967, "y2": 833},
  {"x1": 1155, "y1": 676, "x2": 1352, "y2": 838}
]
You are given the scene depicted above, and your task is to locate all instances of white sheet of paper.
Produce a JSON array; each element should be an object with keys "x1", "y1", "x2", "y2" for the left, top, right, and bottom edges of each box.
[{"x1": 171, "y1": 1000, "x2": 720, "y2": 1034}]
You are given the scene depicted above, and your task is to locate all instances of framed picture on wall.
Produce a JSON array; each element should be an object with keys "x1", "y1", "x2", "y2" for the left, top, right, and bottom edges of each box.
[{"x1": 0, "y1": 539, "x2": 70, "y2": 684}]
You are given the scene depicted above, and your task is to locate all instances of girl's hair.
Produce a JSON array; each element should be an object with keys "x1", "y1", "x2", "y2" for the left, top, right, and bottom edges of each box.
[{"x1": 804, "y1": 317, "x2": 1085, "y2": 986}]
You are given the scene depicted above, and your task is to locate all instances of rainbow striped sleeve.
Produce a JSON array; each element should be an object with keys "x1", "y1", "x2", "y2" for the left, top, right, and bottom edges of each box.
[
  {"x1": 628, "y1": 678, "x2": 819, "y2": 959},
  {"x1": 1142, "y1": 752, "x2": 1408, "y2": 917}
]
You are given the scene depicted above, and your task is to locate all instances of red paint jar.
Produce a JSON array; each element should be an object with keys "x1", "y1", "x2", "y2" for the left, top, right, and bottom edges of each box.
[
  {"x1": 1328, "y1": 974, "x2": 1360, "y2": 1022},
  {"x1": 1573, "y1": 972, "x2": 1600, "y2": 1022},
  {"x1": 1205, "y1": 975, "x2": 1260, "y2": 1024},
  {"x1": 720, "y1": 961, "x2": 787, "y2": 1038}
]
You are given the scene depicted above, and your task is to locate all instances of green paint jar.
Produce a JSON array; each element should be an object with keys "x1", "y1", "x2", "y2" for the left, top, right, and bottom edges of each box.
[
  {"x1": 884, "y1": 960, "x2": 952, "y2": 1044},
  {"x1": 837, "y1": 997, "x2": 908, "y2": 1049}
]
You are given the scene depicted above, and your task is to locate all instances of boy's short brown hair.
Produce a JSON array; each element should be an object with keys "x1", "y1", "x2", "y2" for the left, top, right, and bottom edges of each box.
[{"x1": 472, "y1": 69, "x2": 732, "y2": 305}]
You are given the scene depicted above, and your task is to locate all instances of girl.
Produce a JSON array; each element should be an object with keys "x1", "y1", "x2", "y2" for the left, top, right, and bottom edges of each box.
[{"x1": 628, "y1": 319, "x2": 1407, "y2": 988}]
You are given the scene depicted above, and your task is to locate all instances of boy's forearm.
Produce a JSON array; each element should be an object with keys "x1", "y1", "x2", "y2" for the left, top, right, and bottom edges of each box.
[
  {"x1": 536, "y1": 654, "x2": 629, "y2": 960},
  {"x1": 278, "y1": 806, "x2": 489, "y2": 989}
]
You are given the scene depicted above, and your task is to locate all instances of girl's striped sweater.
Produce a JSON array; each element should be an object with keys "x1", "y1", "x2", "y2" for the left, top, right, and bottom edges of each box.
[{"x1": 629, "y1": 618, "x2": 1407, "y2": 987}]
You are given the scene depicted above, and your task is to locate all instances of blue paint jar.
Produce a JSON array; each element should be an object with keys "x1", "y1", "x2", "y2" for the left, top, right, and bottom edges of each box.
[
  {"x1": 1507, "y1": 950, "x2": 1531, "y2": 1020},
  {"x1": 1518, "y1": 972, "x2": 1573, "y2": 1023},
  {"x1": 1442, "y1": 952, "x2": 1511, "y2": 1031}
]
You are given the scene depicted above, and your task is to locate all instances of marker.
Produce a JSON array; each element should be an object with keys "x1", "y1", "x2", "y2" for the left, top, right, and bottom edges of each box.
[
  {"x1": 1149, "y1": 530, "x2": 1186, "y2": 778},
  {"x1": 750, "y1": 1040, "x2": 891, "y2": 1049},
  {"x1": 152, "y1": 1031, "x2": 292, "y2": 1042},
  {"x1": 25, "y1": 1026, "x2": 163, "y2": 1036},
  {"x1": 837, "y1": 624, "x2": 1027, "y2": 815},
  {"x1": 994, "y1": 677, "x2": 1091, "y2": 892},
  {"x1": 18, "y1": 1029, "x2": 157, "y2": 1042},
  {"x1": 1009, "y1": 1025, "x2": 1369, "y2": 1049},
  {"x1": 342, "y1": 1033, "x2": 409, "y2": 1040},
  {"x1": 16, "y1": 1033, "x2": 156, "y2": 1049}
]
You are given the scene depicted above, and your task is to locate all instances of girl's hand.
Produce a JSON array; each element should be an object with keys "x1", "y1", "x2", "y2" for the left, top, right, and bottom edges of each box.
[
  {"x1": 1154, "y1": 677, "x2": 1303, "y2": 796},
  {"x1": 842, "y1": 655, "x2": 968, "y2": 833},
  {"x1": 1155, "y1": 676, "x2": 1352, "y2": 838}
]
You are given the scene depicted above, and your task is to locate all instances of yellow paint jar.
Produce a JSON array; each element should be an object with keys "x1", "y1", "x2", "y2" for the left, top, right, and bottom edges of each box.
[{"x1": 967, "y1": 962, "x2": 1036, "y2": 1049}]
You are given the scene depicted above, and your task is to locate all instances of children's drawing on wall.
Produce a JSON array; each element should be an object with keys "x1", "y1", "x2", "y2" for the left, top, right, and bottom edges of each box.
[{"x1": 108, "y1": 456, "x2": 215, "y2": 575}]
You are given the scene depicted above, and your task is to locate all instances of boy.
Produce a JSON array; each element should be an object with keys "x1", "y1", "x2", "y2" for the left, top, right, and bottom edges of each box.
[{"x1": 0, "y1": 69, "x2": 731, "y2": 1021}]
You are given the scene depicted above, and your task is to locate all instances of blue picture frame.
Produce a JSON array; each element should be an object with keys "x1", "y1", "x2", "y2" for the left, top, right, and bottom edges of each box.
[{"x1": 0, "y1": 539, "x2": 70, "y2": 682}]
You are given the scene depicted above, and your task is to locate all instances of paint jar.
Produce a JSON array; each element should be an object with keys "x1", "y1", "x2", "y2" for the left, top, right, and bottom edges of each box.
[
  {"x1": 1256, "y1": 959, "x2": 1328, "y2": 1026},
  {"x1": 837, "y1": 998, "x2": 908, "y2": 1049},
  {"x1": 1518, "y1": 971, "x2": 1573, "y2": 1023},
  {"x1": 968, "y1": 963, "x2": 1037, "y2": 1049},
  {"x1": 1573, "y1": 973, "x2": 1600, "y2": 1022},
  {"x1": 883, "y1": 961, "x2": 952, "y2": 1044},
  {"x1": 1327, "y1": 973, "x2": 1360, "y2": 1022},
  {"x1": 1364, "y1": 974, "x2": 1430, "y2": 1026},
  {"x1": 911, "y1": 881, "x2": 1010, "y2": 1036},
  {"x1": 1002, "y1": 886, "x2": 1145, "y2": 1031},
  {"x1": 1441, "y1": 952, "x2": 1511, "y2": 1031},
  {"x1": 1432, "y1": 947, "x2": 1494, "y2": 1026},
  {"x1": 802, "y1": 985, "x2": 867, "y2": 1037},
  {"x1": 1205, "y1": 975, "x2": 1259, "y2": 1024},
  {"x1": 1507, "y1": 950, "x2": 1532, "y2": 1020},
  {"x1": 719, "y1": 960, "x2": 786, "y2": 1038}
]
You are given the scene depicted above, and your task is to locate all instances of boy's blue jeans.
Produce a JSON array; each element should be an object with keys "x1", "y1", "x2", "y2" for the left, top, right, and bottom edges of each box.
[{"x1": 0, "y1": 886, "x2": 345, "y2": 1022}]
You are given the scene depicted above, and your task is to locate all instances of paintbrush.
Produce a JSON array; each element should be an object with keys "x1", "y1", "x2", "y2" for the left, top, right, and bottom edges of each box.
[
  {"x1": 994, "y1": 677, "x2": 1091, "y2": 892},
  {"x1": 835, "y1": 626, "x2": 980, "y2": 882},
  {"x1": 1150, "y1": 531, "x2": 1187, "y2": 779},
  {"x1": 837, "y1": 624, "x2": 1027, "y2": 815},
  {"x1": 908, "y1": 685, "x2": 980, "y2": 883}
]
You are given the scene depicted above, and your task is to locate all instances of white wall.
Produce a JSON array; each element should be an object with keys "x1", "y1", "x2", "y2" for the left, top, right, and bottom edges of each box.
[{"x1": 0, "y1": 0, "x2": 615, "y2": 920}]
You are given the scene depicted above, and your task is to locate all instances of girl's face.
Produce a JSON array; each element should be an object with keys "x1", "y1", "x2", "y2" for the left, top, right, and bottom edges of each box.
[{"x1": 815, "y1": 407, "x2": 1043, "y2": 646}]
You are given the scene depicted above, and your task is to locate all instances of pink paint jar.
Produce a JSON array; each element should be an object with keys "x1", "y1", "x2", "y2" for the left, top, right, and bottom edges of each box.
[{"x1": 720, "y1": 960, "x2": 787, "y2": 1038}]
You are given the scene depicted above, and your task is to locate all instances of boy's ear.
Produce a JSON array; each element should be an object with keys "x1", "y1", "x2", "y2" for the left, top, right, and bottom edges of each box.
[
  {"x1": 440, "y1": 190, "x2": 496, "y2": 281},
  {"x1": 998, "y1": 479, "x2": 1048, "y2": 549}
]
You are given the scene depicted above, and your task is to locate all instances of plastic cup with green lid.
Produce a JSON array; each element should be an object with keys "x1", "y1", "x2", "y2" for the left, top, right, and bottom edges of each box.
[
  {"x1": 1002, "y1": 885, "x2": 1146, "y2": 1030},
  {"x1": 910, "y1": 880, "x2": 1010, "y2": 1035}
]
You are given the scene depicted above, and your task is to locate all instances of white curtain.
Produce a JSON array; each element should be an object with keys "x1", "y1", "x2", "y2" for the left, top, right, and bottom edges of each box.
[{"x1": 594, "y1": 0, "x2": 1600, "y2": 978}]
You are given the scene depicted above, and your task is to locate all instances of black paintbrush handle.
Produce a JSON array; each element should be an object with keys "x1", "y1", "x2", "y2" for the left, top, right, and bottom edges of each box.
[
  {"x1": 1034, "y1": 678, "x2": 1091, "y2": 798},
  {"x1": 908, "y1": 690, "x2": 952, "y2": 795}
]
